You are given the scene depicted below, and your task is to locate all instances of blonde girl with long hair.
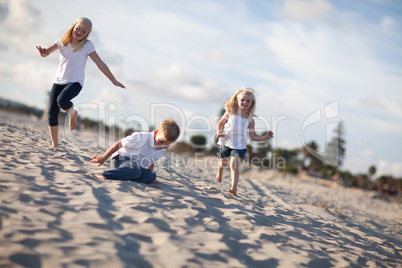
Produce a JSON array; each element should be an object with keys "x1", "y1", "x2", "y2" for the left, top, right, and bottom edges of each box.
[
  {"x1": 36, "y1": 17, "x2": 125, "y2": 147},
  {"x1": 216, "y1": 87, "x2": 274, "y2": 196}
]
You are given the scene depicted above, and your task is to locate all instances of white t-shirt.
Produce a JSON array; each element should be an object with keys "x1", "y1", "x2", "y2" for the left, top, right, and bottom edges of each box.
[
  {"x1": 218, "y1": 114, "x2": 250, "y2": 150},
  {"x1": 112, "y1": 131, "x2": 167, "y2": 168},
  {"x1": 53, "y1": 39, "x2": 96, "y2": 86}
]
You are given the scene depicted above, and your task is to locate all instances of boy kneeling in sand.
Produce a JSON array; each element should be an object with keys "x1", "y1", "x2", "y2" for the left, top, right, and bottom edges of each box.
[{"x1": 89, "y1": 119, "x2": 180, "y2": 184}]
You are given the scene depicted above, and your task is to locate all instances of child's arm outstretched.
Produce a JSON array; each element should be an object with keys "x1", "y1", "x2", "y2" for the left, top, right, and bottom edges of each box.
[
  {"x1": 89, "y1": 51, "x2": 126, "y2": 88},
  {"x1": 249, "y1": 119, "x2": 274, "y2": 141},
  {"x1": 90, "y1": 140, "x2": 122, "y2": 166},
  {"x1": 216, "y1": 112, "x2": 230, "y2": 138},
  {"x1": 36, "y1": 43, "x2": 58, "y2": 57}
]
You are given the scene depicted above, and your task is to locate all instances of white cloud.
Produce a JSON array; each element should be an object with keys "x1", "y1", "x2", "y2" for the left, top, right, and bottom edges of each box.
[
  {"x1": 358, "y1": 97, "x2": 402, "y2": 121},
  {"x1": 342, "y1": 157, "x2": 371, "y2": 175},
  {"x1": 206, "y1": 49, "x2": 234, "y2": 63},
  {"x1": 264, "y1": 22, "x2": 375, "y2": 89},
  {"x1": 127, "y1": 64, "x2": 228, "y2": 105},
  {"x1": 155, "y1": 65, "x2": 188, "y2": 85},
  {"x1": 360, "y1": 149, "x2": 376, "y2": 158},
  {"x1": 216, "y1": 34, "x2": 231, "y2": 46},
  {"x1": 276, "y1": 138, "x2": 300, "y2": 149},
  {"x1": 206, "y1": 34, "x2": 239, "y2": 63},
  {"x1": 359, "y1": 97, "x2": 384, "y2": 108},
  {"x1": 354, "y1": 116, "x2": 402, "y2": 136},
  {"x1": 282, "y1": 0, "x2": 334, "y2": 21},
  {"x1": 260, "y1": 11, "x2": 402, "y2": 142},
  {"x1": 377, "y1": 160, "x2": 402, "y2": 178},
  {"x1": 1, "y1": 0, "x2": 42, "y2": 35},
  {"x1": 95, "y1": 87, "x2": 126, "y2": 107},
  {"x1": 0, "y1": 0, "x2": 44, "y2": 56},
  {"x1": 0, "y1": 61, "x2": 53, "y2": 92},
  {"x1": 381, "y1": 15, "x2": 395, "y2": 29},
  {"x1": 254, "y1": 72, "x2": 334, "y2": 120}
]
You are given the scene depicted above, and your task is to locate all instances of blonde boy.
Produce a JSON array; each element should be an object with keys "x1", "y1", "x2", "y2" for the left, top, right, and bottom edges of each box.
[{"x1": 90, "y1": 119, "x2": 180, "y2": 184}]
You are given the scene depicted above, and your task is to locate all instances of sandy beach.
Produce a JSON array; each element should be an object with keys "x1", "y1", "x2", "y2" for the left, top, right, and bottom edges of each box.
[{"x1": 0, "y1": 110, "x2": 401, "y2": 268}]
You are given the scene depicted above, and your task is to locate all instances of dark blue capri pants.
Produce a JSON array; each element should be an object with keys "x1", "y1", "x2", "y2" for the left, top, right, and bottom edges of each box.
[
  {"x1": 217, "y1": 146, "x2": 247, "y2": 160},
  {"x1": 48, "y1": 82, "x2": 82, "y2": 126},
  {"x1": 101, "y1": 156, "x2": 157, "y2": 184}
]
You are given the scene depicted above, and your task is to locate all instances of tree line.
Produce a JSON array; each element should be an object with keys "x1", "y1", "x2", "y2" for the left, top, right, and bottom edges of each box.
[{"x1": 170, "y1": 121, "x2": 401, "y2": 197}]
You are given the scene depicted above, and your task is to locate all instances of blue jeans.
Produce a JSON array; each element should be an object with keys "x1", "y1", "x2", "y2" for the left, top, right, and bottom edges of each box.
[
  {"x1": 48, "y1": 83, "x2": 82, "y2": 126},
  {"x1": 101, "y1": 156, "x2": 157, "y2": 184}
]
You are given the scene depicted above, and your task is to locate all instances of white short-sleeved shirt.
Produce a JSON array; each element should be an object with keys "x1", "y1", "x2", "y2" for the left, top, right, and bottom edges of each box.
[
  {"x1": 53, "y1": 39, "x2": 96, "y2": 86},
  {"x1": 111, "y1": 131, "x2": 166, "y2": 168},
  {"x1": 218, "y1": 114, "x2": 250, "y2": 150}
]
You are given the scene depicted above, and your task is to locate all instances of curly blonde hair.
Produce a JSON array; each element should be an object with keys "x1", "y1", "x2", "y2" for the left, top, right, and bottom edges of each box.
[
  {"x1": 224, "y1": 87, "x2": 256, "y2": 116},
  {"x1": 60, "y1": 17, "x2": 92, "y2": 52}
]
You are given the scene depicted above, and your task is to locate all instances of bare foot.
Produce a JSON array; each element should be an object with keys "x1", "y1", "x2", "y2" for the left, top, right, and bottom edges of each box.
[
  {"x1": 228, "y1": 189, "x2": 237, "y2": 196},
  {"x1": 94, "y1": 175, "x2": 106, "y2": 181},
  {"x1": 151, "y1": 180, "x2": 159, "y2": 184},
  {"x1": 69, "y1": 110, "x2": 78, "y2": 130}
]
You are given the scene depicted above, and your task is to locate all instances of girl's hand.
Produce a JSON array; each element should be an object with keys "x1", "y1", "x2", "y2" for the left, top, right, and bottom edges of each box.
[
  {"x1": 266, "y1": 131, "x2": 274, "y2": 139},
  {"x1": 90, "y1": 154, "x2": 107, "y2": 167},
  {"x1": 216, "y1": 132, "x2": 226, "y2": 139},
  {"x1": 113, "y1": 80, "x2": 126, "y2": 89},
  {"x1": 36, "y1": 46, "x2": 49, "y2": 57}
]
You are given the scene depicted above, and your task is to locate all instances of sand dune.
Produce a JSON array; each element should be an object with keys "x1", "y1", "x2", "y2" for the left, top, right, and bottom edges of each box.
[{"x1": 0, "y1": 111, "x2": 401, "y2": 267}]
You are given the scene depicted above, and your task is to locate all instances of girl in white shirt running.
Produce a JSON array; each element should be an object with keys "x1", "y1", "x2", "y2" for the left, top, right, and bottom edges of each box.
[
  {"x1": 36, "y1": 17, "x2": 125, "y2": 148},
  {"x1": 216, "y1": 87, "x2": 274, "y2": 196}
]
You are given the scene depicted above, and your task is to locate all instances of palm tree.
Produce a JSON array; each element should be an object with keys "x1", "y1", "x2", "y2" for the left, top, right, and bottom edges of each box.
[
  {"x1": 302, "y1": 141, "x2": 323, "y2": 171},
  {"x1": 368, "y1": 165, "x2": 376, "y2": 181}
]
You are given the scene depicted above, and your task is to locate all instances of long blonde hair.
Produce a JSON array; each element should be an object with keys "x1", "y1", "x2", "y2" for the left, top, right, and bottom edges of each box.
[
  {"x1": 224, "y1": 86, "x2": 256, "y2": 116},
  {"x1": 60, "y1": 17, "x2": 92, "y2": 52}
]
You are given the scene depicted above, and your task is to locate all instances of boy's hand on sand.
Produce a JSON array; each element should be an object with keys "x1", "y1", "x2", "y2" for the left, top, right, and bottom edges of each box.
[{"x1": 90, "y1": 154, "x2": 106, "y2": 166}]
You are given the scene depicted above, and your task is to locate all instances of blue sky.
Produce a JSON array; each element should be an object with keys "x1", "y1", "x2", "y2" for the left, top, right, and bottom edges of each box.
[{"x1": 0, "y1": 0, "x2": 401, "y2": 178}]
